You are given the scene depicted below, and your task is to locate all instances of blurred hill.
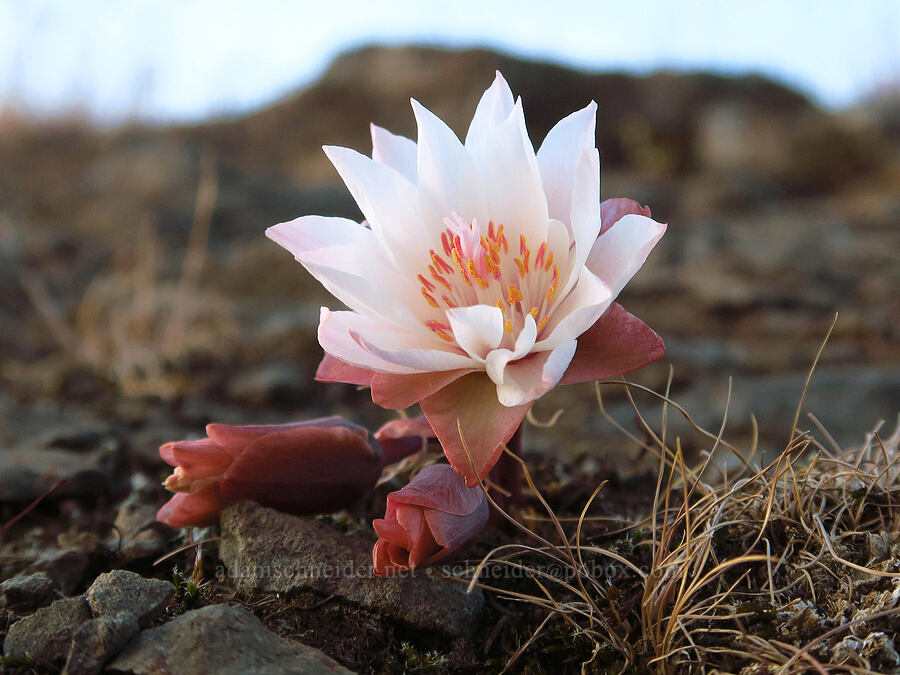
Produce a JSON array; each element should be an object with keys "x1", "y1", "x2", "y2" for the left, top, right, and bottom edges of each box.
[{"x1": 0, "y1": 45, "x2": 897, "y2": 462}]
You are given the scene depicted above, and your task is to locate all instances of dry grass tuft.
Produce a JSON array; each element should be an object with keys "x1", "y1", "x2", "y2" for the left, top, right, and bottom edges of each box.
[{"x1": 463, "y1": 321, "x2": 900, "y2": 674}]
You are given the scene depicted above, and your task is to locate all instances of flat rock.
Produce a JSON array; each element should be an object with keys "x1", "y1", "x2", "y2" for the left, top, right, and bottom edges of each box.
[
  {"x1": 32, "y1": 425, "x2": 112, "y2": 452},
  {"x1": 0, "y1": 571, "x2": 58, "y2": 611},
  {"x1": 0, "y1": 430, "x2": 127, "y2": 503},
  {"x1": 106, "y1": 603, "x2": 353, "y2": 674},
  {"x1": 3, "y1": 595, "x2": 92, "y2": 669},
  {"x1": 220, "y1": 501, "x2": 483, "y2": 637},
  {"x1": 63, "y1": 612, "x2": 139, "y2": 675},
  {"x1": 26, "y1": 548, "x2": 90, "y2": 595},
  {"x1": 0, "y1": 448, "x2": 107, "y2": 502},
  {"x1": 86, "y1": 570, "x2": 175, "y2": 627}
]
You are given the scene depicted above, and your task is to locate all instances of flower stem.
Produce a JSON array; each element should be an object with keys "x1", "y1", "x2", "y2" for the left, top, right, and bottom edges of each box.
[{"x1": 490, "y1": 425, "x2": 523, "y2": 507}]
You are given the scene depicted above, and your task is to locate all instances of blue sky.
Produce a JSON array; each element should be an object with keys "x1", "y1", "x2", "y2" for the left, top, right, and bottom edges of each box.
[{"x1": 1, "y1": 0, "x2": 898, "y2": 123}]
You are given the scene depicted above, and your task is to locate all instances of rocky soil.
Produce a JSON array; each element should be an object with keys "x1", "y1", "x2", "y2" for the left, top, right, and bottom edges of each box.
[{"x1": 0, "y1": 45, "x2": 897, "y2": 673}]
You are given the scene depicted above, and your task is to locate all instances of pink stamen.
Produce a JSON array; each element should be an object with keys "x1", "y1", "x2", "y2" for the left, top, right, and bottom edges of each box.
[{"x1": 417, "y1": 274, "x2": 435, "y2": 292}]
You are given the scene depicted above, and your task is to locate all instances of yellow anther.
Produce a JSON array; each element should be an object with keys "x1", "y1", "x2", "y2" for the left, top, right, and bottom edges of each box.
[
  {"x1": 431, "y1": 250, "x2": 454, "y2": 275},
  {"x1": 421, "y1": 289, "x2": 439, "y2": 308},
  {"x1": 451, "y1": 249, "x2": 473, "y2": 287},
  {"x1": 507, "y1": 283, "x2": 524, "y2": 305},
  {"x1": 418, "y1": 274, "x2": 435, "y2": 292},
  {"x1": 504, "y1": 319, "x2": 513, "y2": 333},
  {"x1": 451, "y1": 249, "x2": 465, "y2": 273},
  {"x1": 431, "y1": 272, "x2": 453, "y2": 291},
  {"x1": 535, "y1": 242, "x2": 546, "y2": 269},
  {"x1": 467, "y1": 260, "x2": 489, "y2": 289},
  {"x1": 496, "y1": 225, "x2": 508, "y2": 253},
  {"x1": 425, "y1": 320, "x2": 455, "y2": 342},
  {"x1": 440, "y1": 232, "x2": 453, "y2": 256},
  {"x1": 514, "y1": 257, "x2": 527, "y2": 278},
  {"x1": 545, "y1": 264, "x2": 559, "y2": 303}
]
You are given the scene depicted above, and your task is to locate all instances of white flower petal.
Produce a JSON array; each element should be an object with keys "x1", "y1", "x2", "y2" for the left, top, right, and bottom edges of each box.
[
  {"x1": 543, "y1": 217, "x2": 575, "y2": 301},
  {"x1": 446, "y1": 304, "x2": 505, "y2": 361},
  {"x1": 542, "y1": 339, "x2": 578, "y2": 388},
  {"x1": 537, "y1": 101, "x2": 597, "y2": 223},
  {"x1": 484, "y1": 313, "x2": 538, "y2": 387},
  {"x1": 266, "y1": 215, "x2": 364, "y2": 257},
  {"x1": 323, "y1": 145, "x2": 432, "y2": 269},
  {"x1": 495, "y1": 339, "x2": 577, "y2": 407},
  {"x1": 371, "y1": 124, "x2": 417, "y2": 182},
  {"x1": 305, "y1": 259, "x2": 420, "y2": 328},
  {"x1": 464, "y1": 71, "x2": 515, "y2": 173},
  {"x1": 585, "y1": 213, "x2": 667, "y2": 299},
  {"x1": 266, "y1": 216, "x2": 425, "y2": 325},
  {"x1": 318, "y1": 308, "x2": 425, "y2": 375},
  {"x1": 267, "y1": 216, "x2": 421, "y2": 327},
  {"x1": 560, "y1": 147, "x2": 602, "y2": 298},
  {"x1": 479, "y1": 99, "x2": 549, "y2": 246},
  {"x1": 350, "y1": 327, "x2": 478, "y2": 373},
  {"x1": 412, "y1": 99, "x2": 487, "y2": 228},
  {"x1": 535, "y1": 267, "x2": 612, "y2": 351}
]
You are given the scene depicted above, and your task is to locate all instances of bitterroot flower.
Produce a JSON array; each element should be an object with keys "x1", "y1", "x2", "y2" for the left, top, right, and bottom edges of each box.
[
  {"x1": 267, "y1": 72, "x2": 666, "y2": 485},
  {"x1": 372, "y1": 464, "x2": 489, "y2": 576}
]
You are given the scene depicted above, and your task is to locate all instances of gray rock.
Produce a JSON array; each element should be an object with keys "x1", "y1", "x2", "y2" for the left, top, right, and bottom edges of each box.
[
  {"x1": 0, "y1": 422, "x2": 127, "y2": 503},
  {"x1": 33, "y1": 425, "x2": 111, "y2": 452},
  {"x1": 112, "y1": 480, "x2": 168, "y2": 562},
  {"x1": 220, "y1": 501, "x2": 483, "y2": 637},
  {"x1": 63, "y1": 612, "x2": 139, "y2": 675},
  {"x1": 26, "y1": 548, "x2": 90, "y2": 595},
  {"x1": 86, "y1": 570, "x2": 175, "y2": 627},
  {"x1": 2, "y1": 595, "x2": 92, "y2": 669},
  {"x1": 0, "y1": 572, "x2": 58, "y2": 610},
  {"x1": 106, "y1": 603, "x2": 353, "y2": 674},
  {"x1": 0, "y1": 448, "x2": 110, "y2": 502},
  {"x1": 861, "y1": 631, "x2": 900, "y2": 669}
]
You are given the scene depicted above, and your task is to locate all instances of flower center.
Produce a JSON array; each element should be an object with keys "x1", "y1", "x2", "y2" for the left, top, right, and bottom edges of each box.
[{"x1": 417, "y1": 215, "x2": 560, "y2": 344}]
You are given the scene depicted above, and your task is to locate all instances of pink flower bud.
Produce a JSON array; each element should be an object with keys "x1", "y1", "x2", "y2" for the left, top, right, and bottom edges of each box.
[
  {"x1": 372, "y1": 464, "x2": 489, "y2": 576},
  {"x1": 157, "y1": 417, "x2": 383, "y2": 527}
]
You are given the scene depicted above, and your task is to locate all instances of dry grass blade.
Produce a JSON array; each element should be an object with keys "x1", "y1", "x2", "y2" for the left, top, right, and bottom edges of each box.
[
  {"x1": 500, "y1": 611, "x2": 556, "y2": 674},
  {"x1": 789, "y1": 313, "x2": 837, "y2": 444},
  {"x1": 163, "y1": 149, "x2": 219, "y2": 353}
]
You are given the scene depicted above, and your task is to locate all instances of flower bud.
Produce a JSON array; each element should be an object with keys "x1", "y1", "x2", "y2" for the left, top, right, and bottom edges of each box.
[
  {"x1": 372, "y1": 464, "x2": 489, "y2": 576},
  {"x1": 157, "y1": 417, "x2": 383, "y2": 527}
]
